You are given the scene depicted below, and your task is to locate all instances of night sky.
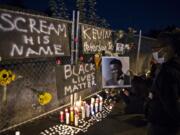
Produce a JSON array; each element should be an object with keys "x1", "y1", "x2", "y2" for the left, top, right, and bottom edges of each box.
[{"x1": 0, "y1": 0, "x2": 179, "y2": 33}]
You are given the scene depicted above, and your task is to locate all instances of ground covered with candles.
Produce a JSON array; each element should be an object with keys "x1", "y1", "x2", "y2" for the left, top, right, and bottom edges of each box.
[{"x1": 1, "y1": 100, "x2": 147, "y2": 135}]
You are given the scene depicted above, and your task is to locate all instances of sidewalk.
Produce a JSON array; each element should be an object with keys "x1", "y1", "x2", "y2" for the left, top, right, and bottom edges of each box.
[{"x1": 1, "y1": 102, "x2": 148, "y2": 135}]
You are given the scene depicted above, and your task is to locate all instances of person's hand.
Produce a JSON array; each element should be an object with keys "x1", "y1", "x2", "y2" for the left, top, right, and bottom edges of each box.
[{"x1": 122, "y1": 89, "x2": 129, "y2": 96}]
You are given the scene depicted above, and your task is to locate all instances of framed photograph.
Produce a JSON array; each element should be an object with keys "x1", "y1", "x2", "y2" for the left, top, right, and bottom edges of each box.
[{"x1": 102, "y1": 56, "x2": 131, "y2": 88}]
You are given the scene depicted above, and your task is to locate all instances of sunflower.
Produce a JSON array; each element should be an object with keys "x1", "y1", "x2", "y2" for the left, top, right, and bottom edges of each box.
[
  {"x1": 8, "y1": 70, "x2": 16, "y2": 82},
  {"x1": 38, "y1": 92, "x2": 52, "y2": 106},
  {"x1": 0, "y1": 69, "x2": 9, "y2": 86},
  {"x1": 0, "y1": 69, "x2": 16, "y2": 86}
]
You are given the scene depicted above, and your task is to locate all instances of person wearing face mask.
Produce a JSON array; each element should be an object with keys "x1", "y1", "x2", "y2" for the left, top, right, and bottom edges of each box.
[{"x1": 146, "y1": 30, "x2": 180, "y2": 135}]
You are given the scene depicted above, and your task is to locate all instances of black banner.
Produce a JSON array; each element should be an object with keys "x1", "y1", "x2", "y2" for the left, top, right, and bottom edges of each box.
[
  {"x1": 81, "y1": 24, "x2": 113, "y2": 53},
  {"x1": 0, "y1": 8, "x2": 71, "y2": 59},
  {"x1": 56, "y1": 64, "x2": 96, "y2": 99}
]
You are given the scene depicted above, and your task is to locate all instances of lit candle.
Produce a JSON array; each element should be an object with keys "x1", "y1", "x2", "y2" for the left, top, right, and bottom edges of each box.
[
  {"x1": 86, "y1": 104, "x2": 90, "y2": 118},
  {"x1": 75, "y1": 101, "x2": 81, "y2": 109},
  {"x1": 70, "y1": 94, "x2": 73, "y2": 106},
  {"x1": 99, "y1": 102, "x2": 103, "y2": 112},
  {"x1": 100, "y1": 97, "x2": 103, "y2": 102},
  {"x1": 81, "y1": 106, "x2": 85, "y2": 119},
  {"x1": 70, "y1": 107, "x2": 74, "y2": 124},
  {"x1": 95, "y1": 102, "x2": 98, "y2": 113},
  {"x1": 60, "y1": 111, "x2": 64, "y2": 123},
  {"x1": 90, "y1": 103, "x2": 94, "y2": 115},
  {"x1": 99, "y1": 97, "x2": 103, "y2": 112},
  {"x1": 74, "y1": 93, "x2": 77, "y2": 106},
  {"x1": 74, "y1": 114, "x2": 79, "y2": 126},
  {"x1": 91, "y1": 98, "x2": 95, "y2": 104},
  {"x1": 74, "y1": 108, "x2": 79, "y2": 127},
  {"x1": 65, "y1": 112, "x2": 70, "y2": 125},
  {"x1": 15, "y1": 131, "x2": 20, "y2": 135},
  {"x1": 65, "y1": 108, "x2": 69, "y2": 125}
]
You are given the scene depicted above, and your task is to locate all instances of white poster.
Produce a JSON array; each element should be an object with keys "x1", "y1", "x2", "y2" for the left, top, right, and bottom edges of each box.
[{"x1": 102, "y1": 56, "x2": 131, "y2": 88}]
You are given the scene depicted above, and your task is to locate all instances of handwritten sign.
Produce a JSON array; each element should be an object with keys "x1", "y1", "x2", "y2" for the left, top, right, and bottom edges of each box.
[
  {"x1": 56, "y1": 64, "x2": 96, "y2": 99},
  {"x1": 81, "y1": 24, "x2": 113, "y2": 53},
  {"x1": 0, "y1": 8, "x2": 70, "y2": 59}
]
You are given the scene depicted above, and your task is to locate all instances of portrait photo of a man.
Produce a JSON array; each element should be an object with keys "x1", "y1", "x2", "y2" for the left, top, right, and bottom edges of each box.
[{"x1": 102, "y1": 56, "x2": 131, "y2": 88}]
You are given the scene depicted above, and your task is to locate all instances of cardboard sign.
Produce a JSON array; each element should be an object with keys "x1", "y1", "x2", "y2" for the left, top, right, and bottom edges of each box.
[
  {"x1": 81, "y1": 24, "x2": 113, "y2": 53},
  {"x1": 56, "y1": 64, "x2": 96, "y2": 99},
  {"x1": 0, "y1": 8, "x2": 71, "y2": 59}
]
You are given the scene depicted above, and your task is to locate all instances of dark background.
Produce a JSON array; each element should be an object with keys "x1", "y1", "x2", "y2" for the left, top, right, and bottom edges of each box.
[{"x1": 0, "y1": 0, "x2": 179, "y2": 34}]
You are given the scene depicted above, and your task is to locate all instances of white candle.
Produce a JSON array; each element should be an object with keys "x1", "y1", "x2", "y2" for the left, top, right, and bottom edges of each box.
[
  {"x1": 90, "y1": 103, "x2": 94, "y2": 115},
  {"x1": 99, "y1": 102, "x2": 103, "y2": 112},
  {"x1": 95, "y1": 102, "x2": 98, "y2": 113},
  {"x1": 15, "y1": 131, "x2": 20, "y2": 135},
  {"x1": 65, "y1": 112, "x2": 70, "y2": 125},
  {"x1": 81, "y1": 106, "x2": 85, "y2": 119},
  {"x1": 70, "y1": 94, "x2": 73, "y2": 106},
  {"x1": 91, "y1": 98, "x2": 95, "y2": 104},
  {"x1": 100, "y1": 97, "x2": 103, "y2": 102},
  {"x1": 86, "y1": 104, "x2": 90, "y2": 118},
  {"x1": 74, "y1": 113, "x2": 79, "y2": 126},
  {"x1": 74, "y1": 93, "x2": 77, "y2": 105}
]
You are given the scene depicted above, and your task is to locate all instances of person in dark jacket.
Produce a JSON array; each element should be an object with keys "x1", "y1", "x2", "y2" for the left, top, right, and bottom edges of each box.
[{"x1": 147, "y1": 31, "x2": 180, "y2": 135}]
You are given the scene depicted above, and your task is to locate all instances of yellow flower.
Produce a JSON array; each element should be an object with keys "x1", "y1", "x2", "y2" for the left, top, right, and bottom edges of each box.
[
  {"x1": 0, "y1": 69, "x2": 9, "y2": 86},
  {"x1": 0, "y1": 69, "x2": 16, "y2": 86},
  {"x1": 38, "y1": 92, "x2": 52, "y2": 105},
  {"x1": 8, "y1": 70, "x2": 16, "y2": 82}
]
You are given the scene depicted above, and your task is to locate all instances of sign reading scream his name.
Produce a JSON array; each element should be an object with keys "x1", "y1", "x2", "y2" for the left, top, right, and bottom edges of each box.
[
  {"x1": 0, "y1": 9, "x2": 70, "y2": 59},
  {"x1": 56, "y1": 64, "x2": 96, "y2": 99},
  {"x1": 81, "y1": 24, "x2": 113, "y2": 53}
]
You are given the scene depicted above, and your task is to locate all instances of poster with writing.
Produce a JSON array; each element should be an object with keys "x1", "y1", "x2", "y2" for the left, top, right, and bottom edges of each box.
[
  {"x1": 56, "y1": 64, "x2": 96, "y2": 99},
  {"x1": 0, "y1": 8, "x2": 71, "y2": 59},
  {"x1": 81, "y1": 24, "x2": 113, "y2": 53}
]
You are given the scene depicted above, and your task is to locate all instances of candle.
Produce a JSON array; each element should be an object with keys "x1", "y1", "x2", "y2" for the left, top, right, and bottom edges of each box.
[
  {"x1": 65, "y1": 108, "x2": 69, "y2": 125},
  {"x1": 91, "y1": 98, "x2": 95, "y2": 104},
  {"x1": 81, "y1": 106, "x2": 85, "y2": 119},
  {"x1": 70, "y1": 107, "x2": 74, "y2": 124},
  {"x1": 60, "y1": 111, "x2": 64, "y2": 123},
  {"x1": 74, "y1": 93, "x2": 77, "y2": 106},
  {"x1": 15, "y1": 131, "x2": 20, "y2": 135},
  {"x1": 95, "y1": 102, "x2": 98, "y2": 113},
  {"x1": 86, "y1": 104, "x2": 90, "y2": 118},
  {"x1": 74, "y1": 113, "x2": 79, "y2": 126},
  {"x1": 100, "y1": 97, "x2": 103, "y2": 102},
  {"x1": 70, "y1": 94, "x2": 73, "y2": 106},
  {"x1": 75, "y1": 101, "x2": 81, "y2": 109},
  {"x1": 65, "y1": 112, "x2": 70, "y2": 125},
  {"x1": 90, "y1": 103, "x2": 94, "y2": 115},
  {"x1": 99, "y1": 102, "x2": 103, "y2": 111}
]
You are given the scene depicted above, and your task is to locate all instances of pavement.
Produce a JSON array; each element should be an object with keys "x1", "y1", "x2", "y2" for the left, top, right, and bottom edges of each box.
[{"x1": 1, "y1": 101, "x2": 148, "y2": 135}]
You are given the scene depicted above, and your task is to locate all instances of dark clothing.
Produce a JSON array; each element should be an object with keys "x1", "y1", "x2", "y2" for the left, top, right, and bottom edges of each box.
[
  {"x1": 147, "y1": 57, "x2": 180, "y2": 134},
  {"x1": 106, "y1": 74, "x2": 131, "y2": 86},
  {"x1": 147, "y1": 123, "x2": 179, "y2": 135}
]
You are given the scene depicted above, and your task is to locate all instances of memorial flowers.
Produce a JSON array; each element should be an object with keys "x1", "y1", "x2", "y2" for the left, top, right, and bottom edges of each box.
[{"x1": 0, "y1": 69, "x2": 16, "y2": 103}]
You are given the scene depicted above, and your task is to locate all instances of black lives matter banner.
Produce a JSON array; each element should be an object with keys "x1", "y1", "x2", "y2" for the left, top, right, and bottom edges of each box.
[
  {"x1": 0, "y1": 8, "x2": 70, "y2": 59},
  {"x1": 81, "y1": 24, "x2": 113, "y2": 53},
  {"x1": 56, "y1": 64, "x2": 96, "y2": 99}
]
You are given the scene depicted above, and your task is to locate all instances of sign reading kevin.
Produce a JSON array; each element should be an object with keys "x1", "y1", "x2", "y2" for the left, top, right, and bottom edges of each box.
[
  {"x1": 56, "y1": 64, "x2": 96, "y2": 99},
  {"x1": 0, "y1": 8, "x2": 70, "y2": 59},
  {"x1": 81, "y1": 24, "x2": 113, "y2": 53}
]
